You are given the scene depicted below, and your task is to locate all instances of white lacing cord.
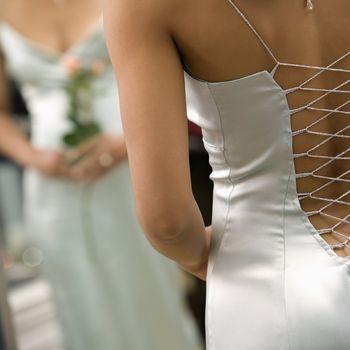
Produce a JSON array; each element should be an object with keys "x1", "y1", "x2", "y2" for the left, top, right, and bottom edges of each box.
[
  {"x1": 292, "y1": 99, "x2": 350, "y2": 136},
  {"x1": 290, "y1": 79, "x2": 350, "y2": 114},
  {"x1": 226, "y1": 0, "x2": 350, "y2": 257},
  {"x1": 272, "y1": 65, "x2": 350, "y2": 256},
  {"x1": 285, "y1": 52, "x2": 350, "y2": 93},
  {"x1": 286, "y1": 60, "x2": 350, "y2": 256},
  {"x1": 324, "y1": 213, "x2": 350, "y2": 250},
  {"x1": 268, "y1": 58, "x2": 350, "y2": 257},
  {"x1": 226, "y1": 0, "x2": 280, "y2": 65},
  {"x1": 294, "y1": 128, "x2": 350, "y2": 159}
]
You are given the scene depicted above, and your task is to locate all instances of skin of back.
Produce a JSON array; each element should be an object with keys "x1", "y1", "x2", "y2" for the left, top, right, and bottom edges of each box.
[{"x1": 104, "y1": 0, "x2": 350, "y2": 275}]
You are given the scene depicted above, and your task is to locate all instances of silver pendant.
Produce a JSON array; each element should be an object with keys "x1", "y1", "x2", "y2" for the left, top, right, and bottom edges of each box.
[{"x1": 306, "y1": 0, "x2": 314, "y2": 10}]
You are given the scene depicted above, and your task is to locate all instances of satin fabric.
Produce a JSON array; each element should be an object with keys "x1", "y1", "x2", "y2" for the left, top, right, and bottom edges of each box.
[
  {"x1": 185, "y1": 70, "x2": 350, "y2": 350},
  {"x1": 0, "y1": 23, "x2": 201, "y2": 350}
]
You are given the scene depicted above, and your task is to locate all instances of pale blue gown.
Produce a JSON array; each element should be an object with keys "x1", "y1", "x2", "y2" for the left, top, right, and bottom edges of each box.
[{"x1": 0, "y1": 22, "x2": 201, "y2": 350}]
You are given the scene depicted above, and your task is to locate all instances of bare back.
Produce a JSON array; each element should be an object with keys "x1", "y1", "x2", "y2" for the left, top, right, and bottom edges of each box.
[
  {"x1": 173, "y1": 0, "x2": 349, "y2": 83},
  {"x1": 105, "y1": 3, "x2": 350, "y2": 346},
  {"x1": 167, "y1": 0, "x2": 350, "y2": 257}
]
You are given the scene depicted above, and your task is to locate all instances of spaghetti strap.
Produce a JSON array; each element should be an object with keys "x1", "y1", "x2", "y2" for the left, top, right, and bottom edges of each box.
[{"x1": 227, "y1": 0, "x2": 279, "y2": 64}]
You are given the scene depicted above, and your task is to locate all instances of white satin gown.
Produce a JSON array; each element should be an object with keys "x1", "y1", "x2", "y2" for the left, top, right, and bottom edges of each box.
[{"x1": 185, "y1": 1, "x2": 350, "y2": 349}]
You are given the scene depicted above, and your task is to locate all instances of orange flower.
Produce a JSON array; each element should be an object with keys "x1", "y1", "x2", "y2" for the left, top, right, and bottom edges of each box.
[
  {"x1": 91, "y1": 60, "x2": 105, "y2": 75},
  {"x1": 62, "y1": 56, "x2": 81, "y2": 75}
]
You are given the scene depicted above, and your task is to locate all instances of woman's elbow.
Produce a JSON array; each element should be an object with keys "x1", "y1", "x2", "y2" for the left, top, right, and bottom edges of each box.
[{"x1": 136, "y1": 205, "x2": 188, "y2": 243}]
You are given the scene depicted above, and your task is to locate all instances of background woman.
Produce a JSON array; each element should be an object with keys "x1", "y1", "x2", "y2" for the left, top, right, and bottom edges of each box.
[{"x1": 0, "y1": 0, "x2": 201, "y2": 349}]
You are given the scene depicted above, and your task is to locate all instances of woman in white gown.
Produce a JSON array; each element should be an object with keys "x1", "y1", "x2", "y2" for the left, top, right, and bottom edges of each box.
[
  {"x1": 105, "y1": 1, "x2": 350, "y2": 349},
  {"x1": 0, "y1": 1, "x2": 201, "y2": 349}
]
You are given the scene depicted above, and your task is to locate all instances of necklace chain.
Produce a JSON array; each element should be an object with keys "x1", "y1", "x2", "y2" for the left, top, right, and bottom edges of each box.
[{"x1": 54, "y1": 0, "x2": 314, "y2": 10}]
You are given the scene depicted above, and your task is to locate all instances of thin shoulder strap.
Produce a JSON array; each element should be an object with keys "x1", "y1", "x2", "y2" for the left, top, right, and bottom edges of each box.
[{"x1": 227, "y1": 0, "x2": 279, "y2": 65}]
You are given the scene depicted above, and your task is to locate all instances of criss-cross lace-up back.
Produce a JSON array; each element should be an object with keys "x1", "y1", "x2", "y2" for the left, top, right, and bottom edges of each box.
[{"x1": 227, "y1": 0, "x2": 350, "y2": 257}]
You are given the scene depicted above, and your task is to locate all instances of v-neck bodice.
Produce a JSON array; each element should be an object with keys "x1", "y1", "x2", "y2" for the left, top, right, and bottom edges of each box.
[
  {"x1": 0, "y1": 21, "x2": 120, "y2": 152},
  {"x1": 0, "y1": 21, "x2": 109, "y2": 88}
]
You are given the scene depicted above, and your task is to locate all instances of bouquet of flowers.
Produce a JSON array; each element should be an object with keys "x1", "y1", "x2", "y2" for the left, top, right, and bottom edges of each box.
[
  {"x1": 61, "y1": 56, "x2": 106, "y2": 262},
  {"x1": 62, "y1": 56, "x2": 105, "y2": 147}
]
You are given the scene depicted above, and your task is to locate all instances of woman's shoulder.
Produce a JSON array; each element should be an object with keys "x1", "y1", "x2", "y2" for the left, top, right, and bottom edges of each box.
[
  {"x1": 0, "y1": 0, "x2": 5, "y2": 22},
  {"x1": 116, "y1": 0, "x2": 181, "y2": 13},
  {"x1": 0, "y1": 0, "x2": 20, "y2": 23},
  {"x1": 105, "y1": 0, "x2": 186, "y2": 29}
]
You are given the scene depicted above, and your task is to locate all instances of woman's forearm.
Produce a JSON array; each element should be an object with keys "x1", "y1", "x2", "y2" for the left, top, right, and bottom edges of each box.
[
  {"x1": 105, "y1": 0, "x2": 210, "y2": 278},
  {"x1": 0, "y1": 112, "x2": 37, "y2": 167},
  {"x1": 141, "y1": 196, "x2": 209, "y2": 274}
]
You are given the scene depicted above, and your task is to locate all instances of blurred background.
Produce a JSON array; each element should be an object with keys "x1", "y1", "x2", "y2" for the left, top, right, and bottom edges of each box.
[
  {"x1": 1, "y1": 82, "x2": 65, "y2": 350},
  {"x1": 0, "y1": 52, "x2": 214, "y2": 350},
  {"x1": 0, "y1": 83, "x2": 213, "y2": 350}
]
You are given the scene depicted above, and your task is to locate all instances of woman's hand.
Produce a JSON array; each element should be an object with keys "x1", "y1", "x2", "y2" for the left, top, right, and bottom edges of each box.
[
  {"x1": 67, "y1": 133, "x2": 127, "y2": 182},
  {"x1": 30, "y1": 149, "x2": 71, "y2": 178},
  {"x1": 180, "y1": 226, "x2": 211, "y2": 281}
]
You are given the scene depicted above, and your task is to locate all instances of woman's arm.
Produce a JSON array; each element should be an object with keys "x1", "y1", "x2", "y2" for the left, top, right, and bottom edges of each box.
[
  {"x1": 104, "y1": 0, "x2": 209, "y2": 279},
  {"x1": 0, "y1": 51, "x2": 70, "y2": 177},
  {"x1": 0, "y1": 51, "x2": 32, "y2": 166}
]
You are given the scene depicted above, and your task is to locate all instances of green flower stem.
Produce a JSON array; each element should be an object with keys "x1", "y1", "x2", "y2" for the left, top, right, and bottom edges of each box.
[{"x1": 63, "y1": 68, "x2": 101, "y2": 148}]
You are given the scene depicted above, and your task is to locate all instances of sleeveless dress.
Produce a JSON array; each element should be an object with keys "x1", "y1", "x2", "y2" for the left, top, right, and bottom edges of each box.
[
  {"x1": 185, "y1": 2, "x2": 350, "y2": 350},
  {"x1": 0, "y1": 22, "x2": 201, "y2": 350}
]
